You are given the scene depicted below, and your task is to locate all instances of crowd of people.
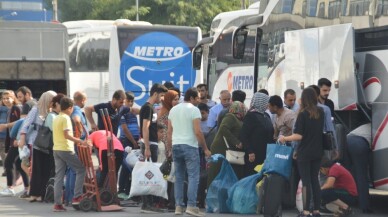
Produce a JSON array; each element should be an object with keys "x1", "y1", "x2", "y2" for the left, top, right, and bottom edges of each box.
[{"x1": 0, "y1": 79, "x2": 373, "y2": 217}]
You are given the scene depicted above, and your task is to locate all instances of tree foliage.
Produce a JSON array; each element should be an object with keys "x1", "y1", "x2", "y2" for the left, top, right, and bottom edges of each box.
[{"x1": 48, "y1": 0, "x2": 245, "y2": 34}]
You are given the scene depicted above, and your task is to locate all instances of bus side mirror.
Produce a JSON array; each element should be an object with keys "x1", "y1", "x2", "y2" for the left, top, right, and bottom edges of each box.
[
  {"x1": 192, "y1": 45, "x2": 203, "y2": 70},
  {"x1": 233, "y1": 29, "x2": 248, "y2": 59}
]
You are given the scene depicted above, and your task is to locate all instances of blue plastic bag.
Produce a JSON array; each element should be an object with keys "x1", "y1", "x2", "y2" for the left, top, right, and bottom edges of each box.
[
  {"x1": 227, "y1": 171, "x2": 264, "y2": 214},
  {"x1": 262, "y1": 143, "x2": 293, "y2": 179},
  {"x1": 206, "y1": 154, "x2": 238, "y2": 213}
]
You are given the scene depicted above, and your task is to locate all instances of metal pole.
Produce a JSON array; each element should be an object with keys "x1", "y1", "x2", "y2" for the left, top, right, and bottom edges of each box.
[
  {"x1": 136, "y1": 0, "x2": 139, "y2": 21},
  {"x1": 52, "y1": 0, "x2": 58, "y2": 21},
  {"x1": 241, "y1": 0, "x2": 246, "y2": 9}
]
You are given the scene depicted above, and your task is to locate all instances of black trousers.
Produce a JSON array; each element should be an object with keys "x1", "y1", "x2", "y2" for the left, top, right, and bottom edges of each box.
[
  {"x1": 5, "y1": 146, "x2": 29, "y2": 187},
  {"x1": 297, "y1": 158, "x2": 321, "y2": 211},
  {"x1": 30, "y1": 148, "x2": 55, "y2": 198}
]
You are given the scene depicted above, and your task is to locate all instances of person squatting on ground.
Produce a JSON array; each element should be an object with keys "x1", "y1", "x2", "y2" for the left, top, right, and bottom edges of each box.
[{"x1": 52, "y1": 97, "x2": 87, "y2": 212}]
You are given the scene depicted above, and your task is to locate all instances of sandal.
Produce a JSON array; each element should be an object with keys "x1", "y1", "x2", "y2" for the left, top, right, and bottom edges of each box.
[{"x1": 339, "y1": 207, "x2": 352, "y2": 216}]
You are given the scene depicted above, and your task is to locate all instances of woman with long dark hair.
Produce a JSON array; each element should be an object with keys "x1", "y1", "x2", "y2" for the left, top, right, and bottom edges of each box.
[{"x1": 279, "y1": 87, "x2": 324, "y2": 217}]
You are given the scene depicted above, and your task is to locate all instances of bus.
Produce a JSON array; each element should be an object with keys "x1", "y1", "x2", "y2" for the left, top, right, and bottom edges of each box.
[
  {"x1": 0, "y1": 21, "x2": 68, "y2": 97},
  {"x1": 229, "y1": 0, "x2": 388, "y2": 191},
  {"x1": 64, "y1": 20, "x2": 202, "y2": 107},
  {"x1": 193, "y1": 2, "x2": 260, "y2": 106}
]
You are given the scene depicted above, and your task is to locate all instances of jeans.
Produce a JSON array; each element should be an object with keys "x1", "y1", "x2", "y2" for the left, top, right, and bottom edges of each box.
[
  {"x1": 173, "y1": 144, "x2": 200, "y2": 207},
  {"x1": 345, "y1": 135, "x2": 371, "y2": 210}
]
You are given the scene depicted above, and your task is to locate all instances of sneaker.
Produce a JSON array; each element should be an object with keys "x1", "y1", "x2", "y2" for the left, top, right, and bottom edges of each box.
[
  {"x1": 297, "y1": 212, "x2": 311, "y2": 217},
  {"x1": 0, "y1": 188, "x2": 15, "y2": 196},
  {"x1": 319, "y1": 205, "x2": 334, "y2": 215},
  {"x1": 175, "y1": 206, "x2": 184, "y2": 215},
  {"x1": 117, "y1": 192, "x2": 128, "y2": 200},
  {"x1": 140, "y1": 206, "x2": 158, "y2": 214},
  {"x1": 72, "y1": 195, "x2": 83, "y2": 205},
  {"x1": 53, "y1": 204, "x2": 67, "y2": 212},
  {"x1": 311, "y1": 212, "x2": 321, "y2": 217},
  {"x1": 185, "y1": 206, "x2": 204, "y2": 217}
]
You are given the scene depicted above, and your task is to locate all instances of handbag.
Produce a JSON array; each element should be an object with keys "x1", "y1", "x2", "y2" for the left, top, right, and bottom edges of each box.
[
  {"x1": 34, "y1": 119, "x2": 54, "y2": 150},
  {"x1": 262, "y1": 143, "x2": 293, "y2": 179},
  {"x1": 223, "y1": 136, "x2": 245, "y2": 165},
  {"x1": 159, "y1": 157, "x2": 172, "y2": 176},
  {"x1": 322, "y1": 131, "x2": 335, "y2": 150}
]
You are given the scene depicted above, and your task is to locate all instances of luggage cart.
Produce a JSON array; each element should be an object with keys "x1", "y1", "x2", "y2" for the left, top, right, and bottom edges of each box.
[{"x1": 72, "y1": 109, "x2": 122, "y2": 212}]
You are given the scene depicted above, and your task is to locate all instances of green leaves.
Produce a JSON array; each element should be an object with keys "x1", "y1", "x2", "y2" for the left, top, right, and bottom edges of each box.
[{"x1": 55, "y1": 0, "x2": 243, "y2": 33}]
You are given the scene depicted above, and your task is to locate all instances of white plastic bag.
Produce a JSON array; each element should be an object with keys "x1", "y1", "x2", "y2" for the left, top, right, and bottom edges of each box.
[
  {"x1": 166, "y1": 163, "x2": 175, "y2": 183},
  {"x1": 125, "y1": 149, "x2": 143, "y2": 168},
  {"x1": 18, "y1": 145, "x2": 30, "y2": 159},
  {"x1": 296, "y1": 180, "x2": 303, "y2": 212},
  {"x1": 129, "y1": 160, "x2": 168, "y2": 199}
]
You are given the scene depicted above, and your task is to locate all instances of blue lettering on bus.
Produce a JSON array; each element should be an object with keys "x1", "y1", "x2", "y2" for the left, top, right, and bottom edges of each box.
[
  {"x1": 232, "y1": 75, "x2": 254, "y2": 90},
  {"x1": 120, "y1": 32, "x2": 196, "y2": 105}
]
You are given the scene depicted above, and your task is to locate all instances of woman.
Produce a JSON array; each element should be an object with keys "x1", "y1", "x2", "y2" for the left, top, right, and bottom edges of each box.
[
  {"x1": 18, "y1": 91, "x2": 57, "y2": 202},
  {"x1": 158, "y1": 89, "x2": 179, "y2": 147},
  {"x1": 240, "y1": 92, "x2": 274, "y2": 177},
  {"x1": 0, "y1": 97, "x2": 9, "y2": 176},
  {"x1": 207, "y1": 101, "x2": 247, "y2": 186},
  {"x1": 279, "y1": 87, "x2": 324, "y2": 217},
  {"x1": 0, "y1": 90, "x2": 26, "y2": 196},
  {"x1": 157, "y1": 89, "x2": 179, "y2": 209}
]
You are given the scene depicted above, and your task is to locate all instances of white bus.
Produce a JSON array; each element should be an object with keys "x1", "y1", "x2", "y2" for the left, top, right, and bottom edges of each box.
[
  {"x1": 230, "y1": 0, "x2": 388, "y2": 191},
  {"x1": 193, "y1": 2, "x2": 260, "y2": 106},
  {"x1": 0, "y1": 22, "x2": 68, "y2": 97},
  {"x1": 65, "y1": 20, "x2": 202, "y2": 107}
]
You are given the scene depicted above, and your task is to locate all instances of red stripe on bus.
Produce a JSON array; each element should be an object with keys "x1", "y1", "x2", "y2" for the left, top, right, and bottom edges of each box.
[
  {"x1": 363, "y1": 77, "x2": 380, "y2": 89},
  {"x1": 372, "y1": 114, "x2": 388, "y2": 151},
  {"x1": 374, "y1": 178, "x2": 388, "y2": 187}
]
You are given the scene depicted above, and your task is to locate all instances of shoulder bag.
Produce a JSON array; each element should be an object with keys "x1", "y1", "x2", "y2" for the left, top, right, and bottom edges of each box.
[
  {"x1": 34, "y1": 118, "x2": 54, "y2": 150},
  {"x1": 223, "y1": 136, "x2": 245, "y2": 165}
]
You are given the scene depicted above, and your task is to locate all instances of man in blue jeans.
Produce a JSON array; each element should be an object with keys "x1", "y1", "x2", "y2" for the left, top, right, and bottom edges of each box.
[{"x1": 168, "y1": 87, "x2": 211, "y2": 217}]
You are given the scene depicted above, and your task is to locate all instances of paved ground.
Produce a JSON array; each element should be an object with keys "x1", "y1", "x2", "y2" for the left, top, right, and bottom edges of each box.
[{"x1": 0, "y1": 164, "x2": 387, "y2": 217}]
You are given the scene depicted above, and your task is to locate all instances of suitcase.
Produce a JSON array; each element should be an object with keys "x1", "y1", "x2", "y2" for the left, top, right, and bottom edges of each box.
[{"x1": 259, "y1": 173, "x2": 285, "y2": 217}]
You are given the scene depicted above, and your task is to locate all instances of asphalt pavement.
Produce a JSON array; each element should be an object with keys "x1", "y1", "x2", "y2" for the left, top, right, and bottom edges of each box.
[{"x1": 0, "y1": 163, "x2": 387, "y2": 217}]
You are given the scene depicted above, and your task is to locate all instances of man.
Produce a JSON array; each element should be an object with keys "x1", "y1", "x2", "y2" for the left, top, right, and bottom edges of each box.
[
  {"x1": 167, "y1": 87, "x2": 211, "y2": 216},
  {"x1": 318, "y1": 78, "x2": 335, "y2": 117},
  {"x1": 139, "y1": 83, "x2": 168, "y2": 213},
  {"x1": 284, "y1": 89, "x2": 299, "y2": 112},
  {"x1": 216, "y1": 90, "x2": 246, "y2": 127},
  {"x1": 268, "y1": 95, "x2": 296, "y2": 141},
  {"x1": 207, "y1": 90, "x2": 231, "y2": 129},
  {"x1": 16, "y1": 86, "x2": 37, "y2": 118},
  {"x1": 84, "y1": 90, "x2": 127, "y2": 136},
  {"x1": 196, "y1": 83, "x2": 216, "y2": 108}
]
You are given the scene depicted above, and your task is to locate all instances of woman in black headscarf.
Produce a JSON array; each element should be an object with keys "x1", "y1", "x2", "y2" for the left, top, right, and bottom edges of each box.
[{"x1": 240, "y1": 92, "x2": 274, "y2": 177}]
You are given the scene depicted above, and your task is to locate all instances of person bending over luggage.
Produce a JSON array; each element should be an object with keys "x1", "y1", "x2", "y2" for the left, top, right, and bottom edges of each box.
[
  {"x1": 88, "y1": 130, "x2": 124, "y2": 188},
  {"x1": 320, "y1": 157, "x2": 357, "y2": 217}
]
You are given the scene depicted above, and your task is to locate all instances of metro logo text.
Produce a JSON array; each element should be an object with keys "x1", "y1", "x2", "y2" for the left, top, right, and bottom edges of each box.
[
  {"x1": 133, "y1": 46, "x2": 184, "y2": 57},
  {"x1": 233, "y1": 75, "x2": 253, "y2": 90}
]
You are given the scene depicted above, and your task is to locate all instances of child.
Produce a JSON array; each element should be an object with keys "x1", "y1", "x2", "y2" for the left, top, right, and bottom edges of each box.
[
  {"x1": 320, "y1": 157, "x2": 358, "y2": 217},
  {"x1": 157, "y1": 123, "x2": 166, "y2": 164},
  {"x1": 52, "y1": 97, "x2": 87, "y2": 212},
  {"x1": 198, "y1": 103, "x2": 210, "y2": 136}
]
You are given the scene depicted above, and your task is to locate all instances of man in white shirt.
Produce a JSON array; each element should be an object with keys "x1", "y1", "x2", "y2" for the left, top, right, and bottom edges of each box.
[{"x1": 167, "y1": 87, "x2": 211, "y2": 216}]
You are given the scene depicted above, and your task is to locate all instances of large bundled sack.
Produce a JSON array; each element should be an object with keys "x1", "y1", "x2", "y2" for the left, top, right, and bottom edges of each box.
[
  {"x1": 227, "y1": 171, "x2": 264, "y2": 214},
  {"x1": 206, "y1": 154, "x2": 238, "y2": 213},
  {"x1": 129, "y1": 160, "x2": 167, "y2": 199}
]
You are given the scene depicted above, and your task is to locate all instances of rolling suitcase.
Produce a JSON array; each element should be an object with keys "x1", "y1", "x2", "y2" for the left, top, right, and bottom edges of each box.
[{"x1": 259, "y1": 173, "x2": 285, "y2": 217}]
